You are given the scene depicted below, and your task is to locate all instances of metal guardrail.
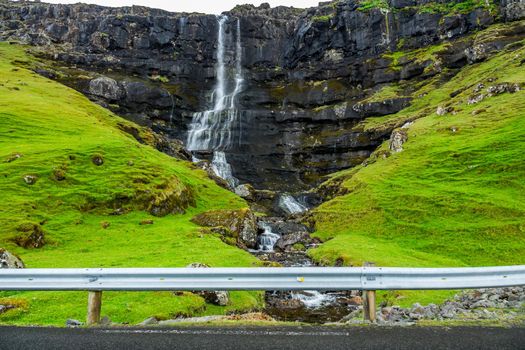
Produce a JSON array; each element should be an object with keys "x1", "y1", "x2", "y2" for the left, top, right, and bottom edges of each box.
[
  {"x1": 1, "y1": 266, "x2": 524, "y2": 291},
  {"x1": 2, "y1": 266, "x2": 524, "y2": 324}
]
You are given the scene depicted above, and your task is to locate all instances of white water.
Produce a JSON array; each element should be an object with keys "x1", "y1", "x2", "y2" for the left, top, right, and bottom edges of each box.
[
  {"x1": 186, "y1": 16, "x2": 243, "y2": 187},
  {"x1": 179, "y1": 17, "x2": 187, "y2": 35},
  {"x1": 291, "y1": 291, "x2": 337, "y2": 308},
  {"x1": 257, "y1": 222, "x2": 281, "y2": 252},
  {"x1": 279, "y1": 194, "x2": 308, "y2": 214},
  {"x1": 211, "y1": 151, "x2": 238, "y2": 188}
]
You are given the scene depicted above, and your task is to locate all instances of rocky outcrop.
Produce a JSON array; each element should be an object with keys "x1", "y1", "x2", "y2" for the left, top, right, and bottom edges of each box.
[
  {"x1": 191, "y1": 209, "x2": 258, "y2": 248},
  {"x1": 1, "y1": 1, "x2": 524, "y2": 190},
  {"x1": 389, "y1": 129, "x2": 408, "y2": 153},
  {"x1": 0, "y1": 248, "x2": 25, "y2": 268}
]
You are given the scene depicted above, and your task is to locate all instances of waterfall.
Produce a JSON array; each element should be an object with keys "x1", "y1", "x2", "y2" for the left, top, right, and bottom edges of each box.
[
  {"x1": 211, "y1": 151, "x2": 238, "y2": 188},
  {"x1": 179, "y1": 17, "x2": 187, "y2": 35},
  {"x1": 279, "y1": 194, "x2": 308, "y2": 214},
  {"x1": 186, "y1": 15, "x2": 243, "y2": 187},
  {"x1": 257, "y1": 222, "x2": 280, "y2": 252}
]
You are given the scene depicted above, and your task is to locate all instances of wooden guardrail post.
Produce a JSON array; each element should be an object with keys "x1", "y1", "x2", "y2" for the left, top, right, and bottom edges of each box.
[
  {"x1": 87, "y1": 291, "x2": 102, "y2": 326},
  {"x1": 363, "y1": 262, "x2": 377, "y2": 322}
]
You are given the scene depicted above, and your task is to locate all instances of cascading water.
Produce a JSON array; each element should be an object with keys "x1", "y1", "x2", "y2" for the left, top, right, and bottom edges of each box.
[
  {"x1": 186, "y1": 15, "x2": 243, "y2": 187},
  {"x1": 278, "y1": 194, "x2": 308, "y2": 214},
  {"x1": 211, "y1": 151, "x2": 238, "y2": 188},
  {"x1": 257, "y1": 222, "x2": 280, "y2": 252},
  {"x1": 185, "y1": 16, "x2": 351, "y2": 324}
]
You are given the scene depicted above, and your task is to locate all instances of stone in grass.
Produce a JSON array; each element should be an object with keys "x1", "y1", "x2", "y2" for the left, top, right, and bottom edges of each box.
[
  {"x1": 66, "y1": 319, "x2": 84, "y2": 327},
  {"x1": 91, "y1": 154, "x2": 104, "y2": 166},
  {"x1": 0, "y1": 248, "x2": 25, "y2": 268},
  {"x1": 23, "y1": 174, "x2": 38, "y2": 185},
  {"x1": 389, "y1": 129, "x2": 408, "y2": 153},
  {"x1": 5, "y1": 153, "x2": 22, "y2": 163},
  {"x1": 101, "y1": 221, "x2": 110, "y2": 229},
  {"x1": 53, "y1": 168, "x2": 66, "y2": 181},
  {"x1": 140, "y1": 219, "x2": 154, "y2": 225},
  {"x1": 14, "y1": 223, "x2": 46, "y2": 248}
]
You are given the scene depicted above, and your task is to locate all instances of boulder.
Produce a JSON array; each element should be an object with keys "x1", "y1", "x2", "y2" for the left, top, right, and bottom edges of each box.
[
  {"x1": 191, "y1": 209, "x2": 258, "y2": 248},
  {"x1": 0, "y1": 248, "x2": 25, "y2": 268},
  {"x1": 234, "y1": 184, "x2": 255, "y2": 201},
  {"x1": 389, "y1": 129, "x2": 408, "y2": 153},
  {"x1": 275, "y1": 232, "x2": 310, "y2": 251},
  {"x1": 89, "y1": 77, "x2": 124, "y2": 101}
]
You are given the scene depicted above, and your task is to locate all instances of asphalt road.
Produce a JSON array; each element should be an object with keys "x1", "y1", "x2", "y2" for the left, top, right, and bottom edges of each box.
[{"x1": 0, "y1": 326, "x2": 524, "y2": 350}]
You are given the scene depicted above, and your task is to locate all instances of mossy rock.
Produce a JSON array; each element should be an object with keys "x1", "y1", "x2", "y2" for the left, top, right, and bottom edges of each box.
[
  {"x1": 13, "y1": 223, "x2": 46, "y2": 249},
  {"x1": 191, "y1": 208, "x2": 258, "y2": 249}
]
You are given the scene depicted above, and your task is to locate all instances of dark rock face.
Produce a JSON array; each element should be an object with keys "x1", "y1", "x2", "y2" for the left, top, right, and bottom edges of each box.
[{"x1": 1, "y1": 0, "x2": 524, "y2": 190}]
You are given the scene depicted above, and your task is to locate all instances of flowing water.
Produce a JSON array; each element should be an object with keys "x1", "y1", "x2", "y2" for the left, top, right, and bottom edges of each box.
[
  {"x1": 278, "y1": 194, "x2": 308, "y2": 214},
  {"x1": 186, "y1": 16, "x2": 353, "y2": 323},
  {"x1": 256, "y1": 222, "x2": 281, "y2": 252},
  {"x1": 186, "y1": 15, "x2": 243, "y2": 187}
]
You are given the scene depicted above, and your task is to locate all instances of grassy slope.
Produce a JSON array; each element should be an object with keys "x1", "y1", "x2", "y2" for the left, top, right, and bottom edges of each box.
[
  {"x1": 309, "y1": 36, "x2": 525, "y2": 305},
  {"x1": 0, "y1": 43, "x2": 262, "y2": 326}
]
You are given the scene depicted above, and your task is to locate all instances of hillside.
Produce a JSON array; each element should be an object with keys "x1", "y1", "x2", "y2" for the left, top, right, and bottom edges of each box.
[
  {"x1": 0, "y1": 42, "x2": 262, "y2": 325},
  {"x1": 0, "y1": 0, "x2": 524, "y2": 326},
  {"x1": 309, "y1": 25, "x2": 525, "y2": 304}
]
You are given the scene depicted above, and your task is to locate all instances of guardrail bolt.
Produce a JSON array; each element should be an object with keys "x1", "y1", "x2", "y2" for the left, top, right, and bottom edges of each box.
[{"x1": 87, "y1": 291, "x2": 102, "y2": 326}]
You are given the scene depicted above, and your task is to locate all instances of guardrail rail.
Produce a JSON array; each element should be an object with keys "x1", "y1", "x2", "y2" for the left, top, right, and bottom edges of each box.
[{"x1": 1, "y1": 265, "x2": 524, "y2": 324}]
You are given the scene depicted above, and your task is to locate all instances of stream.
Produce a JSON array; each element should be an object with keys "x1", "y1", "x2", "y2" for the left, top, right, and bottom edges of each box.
[
  {"x1": 184, "y1": 15, "x2": 357, "y2": 323},
  {"x1": 251, "y1": 209, "x2": 359, "y2": 323}
]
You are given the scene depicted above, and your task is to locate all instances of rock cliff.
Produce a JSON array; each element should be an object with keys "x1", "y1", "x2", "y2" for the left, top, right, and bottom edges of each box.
[{"x1": 1, "y1": 0, "x2": 524, "y2": 190}]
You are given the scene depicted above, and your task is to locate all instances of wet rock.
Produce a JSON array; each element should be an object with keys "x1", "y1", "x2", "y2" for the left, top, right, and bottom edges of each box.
[
  {"x1": 0, "y1": 248, "x2": 25, "y2": 268},
  {"x1": 275, "y1": 231, "x2": 310, "y2": 251},
  {"x1": 14, "y1": 223, "x2": 46, "y2": 248},
  {"x1": 389, "y1": 129, "x2": 408, "y2": 153},
  {"x1": 269, "y1": 298, "x2": 304, "y2": 310},
  {"x1": 191, "y1": 209, "x2": 258, "y2": 248}
]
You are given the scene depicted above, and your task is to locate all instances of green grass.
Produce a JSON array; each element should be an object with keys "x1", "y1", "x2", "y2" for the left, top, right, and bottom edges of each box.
[
  {"x1": 309, "y1": 38, "x2": 525, "y2": 306},
  {"x1": 0, "y1": 42, "x2": 263, "y2": 326}
]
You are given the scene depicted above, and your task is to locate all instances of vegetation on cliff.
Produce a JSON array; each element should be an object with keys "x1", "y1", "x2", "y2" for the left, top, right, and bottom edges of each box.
[
  {"x1": 309, "y1": 29, "x2": 525, "y2": 305},
  {"x1": 0, "y1": 43, "x2": 262, "y2": 326}
]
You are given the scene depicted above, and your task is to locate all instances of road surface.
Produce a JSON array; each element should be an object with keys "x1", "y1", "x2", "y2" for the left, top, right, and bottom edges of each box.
[{"x1": 0, "y1": 325, "x2": 524, "y2": 349}]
